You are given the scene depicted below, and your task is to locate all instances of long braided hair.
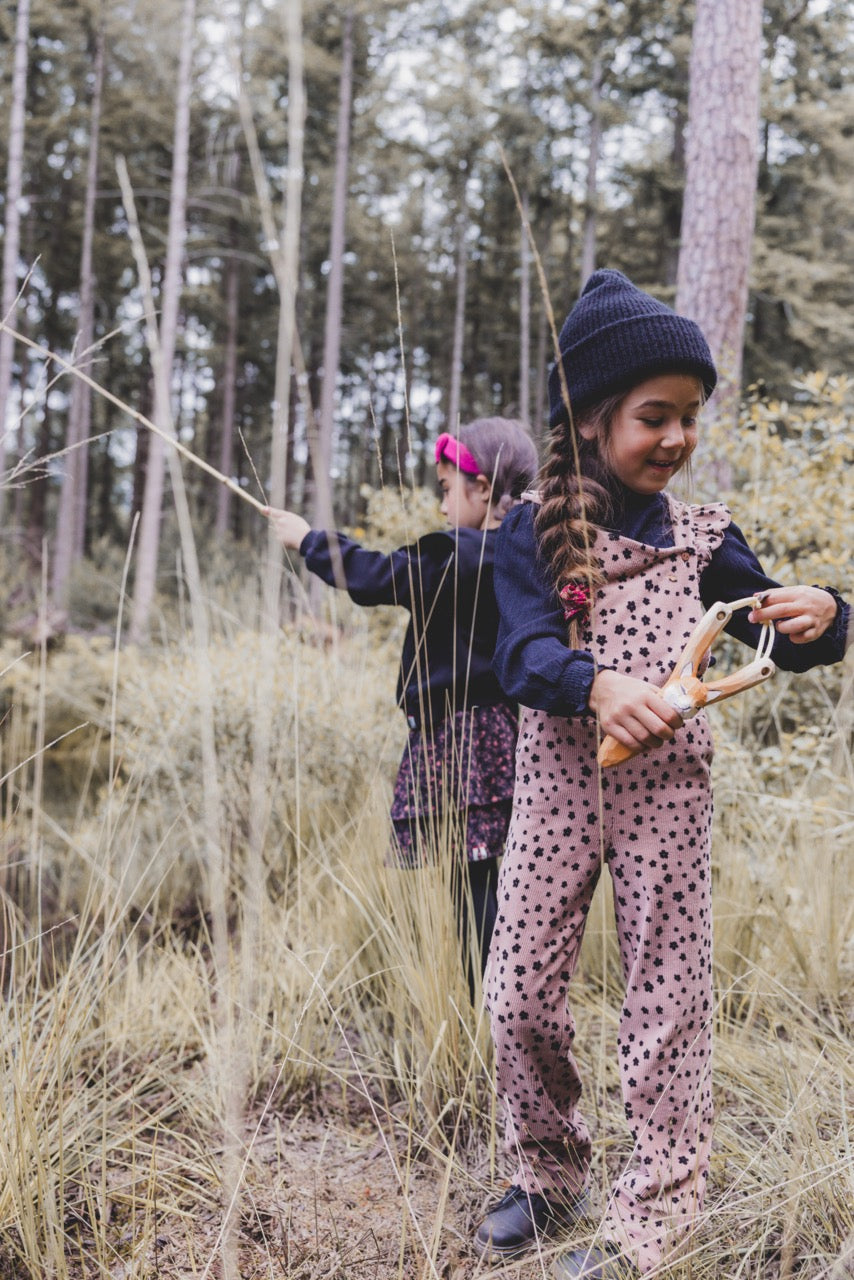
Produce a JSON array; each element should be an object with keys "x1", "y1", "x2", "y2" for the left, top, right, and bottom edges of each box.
[
  {"x1": 533, "y1": 394, "x2": 623, "y2": 643},
  {"x1": 534, "y1": 386, "x2": 701, "y2": 643}
]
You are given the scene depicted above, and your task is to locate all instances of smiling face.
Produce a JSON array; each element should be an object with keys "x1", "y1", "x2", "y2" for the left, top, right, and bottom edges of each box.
[
  {"x1": 592, "y1": 373, "x2": 702, "y2": 494},
  {"x1": 436, "y1": 459, "x2": 492, "y2": 529}
]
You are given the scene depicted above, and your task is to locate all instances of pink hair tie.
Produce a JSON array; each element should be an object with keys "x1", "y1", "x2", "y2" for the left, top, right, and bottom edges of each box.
[
  {"x1": 434, "y1": 432, "x2": 482, "y2": 476},
  {"x1": 559, "y1": 581, "x2": 591, "y2": 626}
]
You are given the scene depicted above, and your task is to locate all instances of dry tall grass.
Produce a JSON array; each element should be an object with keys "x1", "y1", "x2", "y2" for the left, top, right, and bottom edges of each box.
[{"x1": 0, "y1": 552, "x2": 851, "y2": 1279}]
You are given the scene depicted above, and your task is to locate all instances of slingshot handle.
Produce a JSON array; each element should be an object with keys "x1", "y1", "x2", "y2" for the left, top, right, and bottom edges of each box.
[
  {"x1": 597, "y1": 735, "x2": 639, "y2": 768},
  {"x1": 596, "y1": 676, "x2": 707, "y2": 768},
  {"x1": 596, "y1": 598, "x2": 775, "y2": 769}
]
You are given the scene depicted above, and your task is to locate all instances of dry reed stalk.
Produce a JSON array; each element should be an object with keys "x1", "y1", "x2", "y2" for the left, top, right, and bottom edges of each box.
[
  {"x1": 0, "y1": 318, "x2": 268, "y2": 520},
  {"x1": 117, "y1": 157, "x2": 242, "y2": 1277}
]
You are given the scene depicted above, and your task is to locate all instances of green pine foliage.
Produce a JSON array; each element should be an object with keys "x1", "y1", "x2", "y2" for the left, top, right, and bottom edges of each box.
[{"x1": 2, "y1": 0, "x2": 851, "y2": 550}]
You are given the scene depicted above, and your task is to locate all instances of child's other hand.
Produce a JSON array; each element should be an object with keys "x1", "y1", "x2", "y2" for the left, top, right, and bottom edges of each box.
[
  {"x1": 265, "y1": 507, "x2": 311, "y2": 551},
  {"x1": 748, "y1": 586, "x2": 837, "y2": 644},
  {"x1": 589, "y1": 669, "x2": 683, "y2": 753}
]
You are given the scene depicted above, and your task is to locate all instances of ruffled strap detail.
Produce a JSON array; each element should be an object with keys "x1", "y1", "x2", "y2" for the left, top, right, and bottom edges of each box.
[{"x1": 666, "y1": 496, "x2": 732, "y2": 571}]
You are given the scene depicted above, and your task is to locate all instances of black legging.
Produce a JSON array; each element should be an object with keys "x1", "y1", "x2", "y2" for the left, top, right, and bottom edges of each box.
[{"x1": 452, "y1": 856, "x2": 499, "y2": 1002}]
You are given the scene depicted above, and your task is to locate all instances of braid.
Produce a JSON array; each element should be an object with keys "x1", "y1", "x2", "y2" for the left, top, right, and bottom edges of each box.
[{"x1": 534, "y1": 396, "x2": 621, "y2": 643}]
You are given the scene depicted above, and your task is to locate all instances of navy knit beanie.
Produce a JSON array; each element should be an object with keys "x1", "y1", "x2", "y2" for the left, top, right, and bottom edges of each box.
[{"x1": 547, "y1": 269, "x2": 717, "y2": 428}]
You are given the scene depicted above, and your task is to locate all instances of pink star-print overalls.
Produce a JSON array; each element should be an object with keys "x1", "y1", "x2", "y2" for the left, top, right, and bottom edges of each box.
[{"x1": 486, "y1": 497, "x2": 731, "y2": 1273}]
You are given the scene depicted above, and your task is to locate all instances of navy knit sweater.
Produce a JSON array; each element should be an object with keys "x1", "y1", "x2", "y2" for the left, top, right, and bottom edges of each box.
[
  {"x1": 301, "y1": 526, "x2": 511, "y2": 727},
  {"x1": 493, "y1": 489, "x2": 850, "y2": 717}
]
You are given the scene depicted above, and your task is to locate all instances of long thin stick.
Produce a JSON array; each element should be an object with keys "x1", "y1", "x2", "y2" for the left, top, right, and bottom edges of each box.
[{"x1": 0, "y1": 319, "x2": 268, "y2": 515}]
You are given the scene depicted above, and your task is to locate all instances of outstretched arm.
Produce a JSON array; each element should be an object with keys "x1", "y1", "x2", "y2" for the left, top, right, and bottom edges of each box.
[
  {"x1": 266, "y1": 507, "x2": 310, "y2": 551},
  {"x1": 264, "y1": 507, "x2": 454, "y2": 609}
]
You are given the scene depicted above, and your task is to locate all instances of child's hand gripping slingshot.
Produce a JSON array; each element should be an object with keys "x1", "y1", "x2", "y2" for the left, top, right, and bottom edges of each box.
[{"x1": 598, "y1": 595, "x2": 776, "y2": 767}]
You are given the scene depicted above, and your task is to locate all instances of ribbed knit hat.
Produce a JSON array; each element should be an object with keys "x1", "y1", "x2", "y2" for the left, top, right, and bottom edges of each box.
[{"x1": 547, "y1": 269, "x2": 717, "y2": 428}]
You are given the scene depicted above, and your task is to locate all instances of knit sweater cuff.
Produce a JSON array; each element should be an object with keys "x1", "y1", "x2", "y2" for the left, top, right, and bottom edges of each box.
[
  {"x1": 815, "y1": 585, "x2": 851, "y2": 655},
  {"x1": 558, "y1": 651, "x2": 599, "y2": 716}
]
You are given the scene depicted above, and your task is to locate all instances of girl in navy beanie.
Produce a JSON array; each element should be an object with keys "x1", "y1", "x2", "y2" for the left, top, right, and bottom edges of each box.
[
  {"x1": 547, "y1": 268, "x2": 717, "y2": 427},
  {"x1": 473, "y1": 271, "x2": 849, "y2": 1277}
]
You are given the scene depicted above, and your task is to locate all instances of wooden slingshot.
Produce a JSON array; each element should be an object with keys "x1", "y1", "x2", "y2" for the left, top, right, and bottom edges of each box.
[{"x1": 597, "y1": 596, "x2": 777, "y2": 768}]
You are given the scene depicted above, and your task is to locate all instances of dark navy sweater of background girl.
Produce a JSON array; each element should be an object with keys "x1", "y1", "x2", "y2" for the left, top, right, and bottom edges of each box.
[
  {"x1": 301, "y1": 526, "x2": 510, "y2": 727},
  {"x1": 493, "y1": 488, "x2": 849, "y2": 716}
]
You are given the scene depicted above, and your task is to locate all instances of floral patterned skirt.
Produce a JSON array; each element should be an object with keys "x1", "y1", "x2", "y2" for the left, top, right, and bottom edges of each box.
[{"x1": 390, "y1": 703, "x2": 518, "y2": 868}]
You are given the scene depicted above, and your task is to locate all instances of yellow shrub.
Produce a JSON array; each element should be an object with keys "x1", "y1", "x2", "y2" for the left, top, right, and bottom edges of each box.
[{"x1": 700, "y1": 374, "x2": 852, "y2": 820}]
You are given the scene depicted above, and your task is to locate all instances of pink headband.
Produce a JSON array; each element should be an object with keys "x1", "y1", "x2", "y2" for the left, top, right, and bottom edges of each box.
[{"x1": 434, "y1": 432, "x2": 481, "y2": 476}]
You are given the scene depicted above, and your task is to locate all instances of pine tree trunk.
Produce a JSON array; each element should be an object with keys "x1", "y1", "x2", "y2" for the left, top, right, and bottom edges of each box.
[
  {"x1": 214, "y1": 247, "x2": 240, "y2": 538},
  {"x1": 11, "y1": 208, "x2": 35, "y2": 533},
  {"x1": 313, "y1": 7, "x2": 353, "y2": 531},
  {"x1": 676, "y1": 0, "x2": 762, "y2": 447},
  {"x1": 95, "y1": 436, "x2": 114, "y2": 540},
  {"x1": 52, "y1": 11, "x2": 105, "y2": 608},
  {"x1": 27, "y1": 404, "x2": 52, "y2": 550},
  {"x1": 26, "y1": 295, "x2": 61, "y2": 548},
  {"x1": 518, "y1": 191, "x2": 530, "y2": 424},
  {"x1": 129, "y1": 0, "x2": 196, "y2": 644},
  {"x1": 0, "y1": 0, "x2": 31, "y2": 518},
  {"x1": 534, "y1": 297, "x2": 548, "y2": 438},
  {"x1": 579, "y1": 57, "x2": 602, "y2": 289},
  {"x1": 661, "y1": 100, "x2": 686, "y2": 287},
  {"x1": 447, "y1": 198, "x2": 468, "y2": 433}
]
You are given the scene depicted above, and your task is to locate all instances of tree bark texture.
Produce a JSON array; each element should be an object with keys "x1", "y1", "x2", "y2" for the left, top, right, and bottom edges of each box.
[
  {"x1": 0, "y1": 0, "x2": 32, "y2": 512},
  {"x1": 214, "y1": 247, "x2": 240, "y2": 538},
  {"x1": 313, "y1": 7, "x2": 353, "y2": 531},
  {"x1": 130, "y1": 0, "x2": 196, "y2": 644},
  {"x1": 447, "y1": 199, "x2": 468, "y2": 434},
  {"x1": 52, "y1": 11, "x2": 105, "y2": 607},
  {"x1": 676, "y1": 0, "x2": 763, "y2": 434},
  {"x1": 242, "y1": 0, "x2": 305, "y2": 517},
  {"x1": 519, "y1": 191, "x2": 530, "y2": 425},
  {"x1": 579, "y1": 56, "x2": 602, "y2": 290}
]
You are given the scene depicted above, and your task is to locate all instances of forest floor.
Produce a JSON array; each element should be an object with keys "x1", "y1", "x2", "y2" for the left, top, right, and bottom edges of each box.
[
  {"x1": 67, "y1": 1067, "x2": 514, "y2": 1280},
  {"x1": 98, "y1": 1067, "x2": 854, "y2": 1280},
  {"x1": 107, "y1": 1081, "x2": 593, "y2": 1280}
]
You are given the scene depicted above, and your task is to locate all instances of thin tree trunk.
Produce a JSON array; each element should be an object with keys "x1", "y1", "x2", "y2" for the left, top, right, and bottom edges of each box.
[
  {"x1": 676, "y1": 0, "x2": 762, "y2": 448},
  {"x1": 214, "y1": 248, "x2": 240, "y2": 538},
  {"x1": 377, "y1": 390, "x2": 393, "y2": 487},
  {"x1": 0, "y1": 0, "x2": 31, "y2": 518},
  {"x1": 284, "y1": 385, "x2": 300, "y2": 509},
  {"x1": 131, "y1": 378, "x2": 152, "y2": 517},
  {"x1": 72, "y1": 15, "x2": 105, "y2": 561},
  {"x1": 52, "y1": 10, "x2": 105, "y2": 608},
  {"x1": 119, "y1": 156, "x2": 233, "y2": 1280},
  {"x1": 518, "y1": 191, "x2": 530, "y2": 424},
  {"x1": 236, "y1": 21, "x2": 302, "y2": 515},
  {"x1": 235, "y1": 6, "x2": 305, "y2": 1277},
  {"x1": 11, "y1": 207, "x2": 35, "y2": 532},
  {"x1": 26, "y1": 296, "x2": 63, "y2": 553},
  {"x1": 313, "y1": 7, "x2": 354, "y2": 531},
  {"x1": 661, "y1": 100, "x2": 686, "y2": 287},
  {"x1": 95, "y1": 433, "x2": 114, "y2": 541},
  {"x1": 447, "y1": 197, "x2": 468, "y2": 433},
  {"x1": 27, "y1": 403, "x2": 52, "y2": 550},
  {"x1": 129, "y1": 0, "x2": 196, "y2": 643},
  {"x1": 534, "y1": 297, "x2": 548, "y2": 438},
  {"x1": 532, "y1": 218, "x2": 553, "y2": 437},
  {"x1": 579, "y1": 56, "x2": 602, "y2": 290}
]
